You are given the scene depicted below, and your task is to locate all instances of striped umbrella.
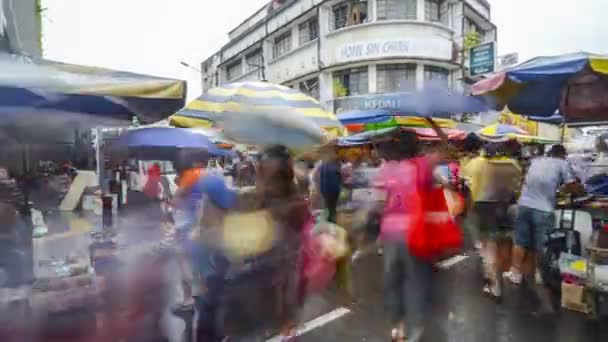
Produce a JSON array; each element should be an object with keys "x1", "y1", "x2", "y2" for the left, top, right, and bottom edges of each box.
[{"x1": 170, "y1": 81, "x2": 342, "y2": 131}]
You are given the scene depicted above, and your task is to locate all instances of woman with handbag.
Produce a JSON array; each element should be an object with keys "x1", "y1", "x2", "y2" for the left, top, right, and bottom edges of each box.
[{"x1": 372, "y1": 123, "x2": 460, "y2": 342}]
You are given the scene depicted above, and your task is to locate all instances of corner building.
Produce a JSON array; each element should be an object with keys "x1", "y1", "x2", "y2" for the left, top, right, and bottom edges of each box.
[{"x1": 201, "y1": 0, "x2": 496, "y2": 113}]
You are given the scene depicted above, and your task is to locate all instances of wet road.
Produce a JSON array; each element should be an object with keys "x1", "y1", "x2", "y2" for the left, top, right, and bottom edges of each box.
[
  {"x1": 292, "y1": 254, "x2": 607, "y2": 342},
  {"x1": 32, "y1": 214, "x2": 608, "y2": 342}
]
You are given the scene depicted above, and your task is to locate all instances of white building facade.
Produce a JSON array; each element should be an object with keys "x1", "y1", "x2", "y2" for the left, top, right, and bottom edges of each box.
[
  {"x1": 201, "y1": 0, "x2": 495, "y2": 113},
  {"x1": 0, "y1": 0, "x2": 42, "y2": 57}
]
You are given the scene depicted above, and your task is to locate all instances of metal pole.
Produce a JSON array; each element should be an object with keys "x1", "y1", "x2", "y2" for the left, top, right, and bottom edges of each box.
[{"x1": 95, "y1": 127, "x2": 104, "y2": 190}]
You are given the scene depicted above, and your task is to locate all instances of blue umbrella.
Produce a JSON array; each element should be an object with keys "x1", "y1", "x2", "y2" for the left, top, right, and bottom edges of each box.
[
  {"x1": 472, "y1": 52, "x2": 608, "y2": 124},
  {"x1": 114, "y1": 127, "x2": 228, "y2": 160}
]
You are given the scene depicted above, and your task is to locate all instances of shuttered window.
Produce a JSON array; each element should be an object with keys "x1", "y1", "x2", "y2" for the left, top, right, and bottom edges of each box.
[
  {"x1": 226, "y1": 60, "x2": 242, "y2": 81},
  {"x1": 377, "y1": 0, "x2": 417, "y2": 20},
  {"x1": 333, "y1": 67, "x2": 369, "y2": 96},
  {"x1": 377, "y1": 64, "x2": 416, "y2": 93},
  {"x1": 246, "y1": 49, "x2": 263, "y2": 72},
  {"x1": 299, "y1": 17, "x2": 319, "y2": 45},
  {"x1": 273, "y1": 32, "x2": 292, "y2": 59},
  {"x1": 333, "y1": 3, "x2": 349, "y2": 30},
  {"x1": 424, "y1": 65, "x2": 450, "y2": 89}
]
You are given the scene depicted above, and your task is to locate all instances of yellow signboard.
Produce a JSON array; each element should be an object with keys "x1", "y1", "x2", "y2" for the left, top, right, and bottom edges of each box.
[{"x1": 498, "y1": 110, "x2": 538, "y2": 135}]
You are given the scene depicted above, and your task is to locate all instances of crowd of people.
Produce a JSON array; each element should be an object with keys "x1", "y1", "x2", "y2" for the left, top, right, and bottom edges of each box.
[{"x1": 0, "y1": 124, "x2": 587, "y2": 342}]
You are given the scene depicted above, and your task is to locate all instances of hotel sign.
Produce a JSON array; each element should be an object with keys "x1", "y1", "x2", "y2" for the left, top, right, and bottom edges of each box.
[{"x1": 337, "y1": 38, "x2": 452, "y2": 63}]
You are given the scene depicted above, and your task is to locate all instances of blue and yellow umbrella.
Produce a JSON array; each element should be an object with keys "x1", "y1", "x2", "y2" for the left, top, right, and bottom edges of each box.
[{"x1": 170, "y1": 81, "x2": 342, "y2": 131}]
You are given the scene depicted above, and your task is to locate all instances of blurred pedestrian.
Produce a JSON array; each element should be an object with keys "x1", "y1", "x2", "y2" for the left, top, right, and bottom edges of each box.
[
  {"x1": 504, "y1": 144, "x2": 578, "y2": 314},
  {"x1": 257, "y1": 145, "x2": 311, "y2": 340},
  {"x1": 188, "y1": 174, "x2": 237, "y2": 342},
  {"x1": 172, "y1": 150, "x2": 208, "y2": 312},
  {"x1": 371, "y1": 129, "x2": 443, "y2": 342},
  {"x1": 461, "y1": 143, "x2": 522, "y2": 299},
  {"x1": 316, "y1": 144, "x2": 342, "y2": 223}
]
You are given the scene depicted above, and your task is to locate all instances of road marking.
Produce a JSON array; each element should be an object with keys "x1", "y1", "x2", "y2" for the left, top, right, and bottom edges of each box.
[
  {"x1": 265, "y1": 307, "x2": 351, "y2": 342},
  {"x1": 436, "y1": 255, "x2": 469, "y2": 269}
]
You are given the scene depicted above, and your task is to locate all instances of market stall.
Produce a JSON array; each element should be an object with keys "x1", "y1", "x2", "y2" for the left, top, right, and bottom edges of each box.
[{"x1": 473, "y1": 52, "x2": 608, "y2": 319}]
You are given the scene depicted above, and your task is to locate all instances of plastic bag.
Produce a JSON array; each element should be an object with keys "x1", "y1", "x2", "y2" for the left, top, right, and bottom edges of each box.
[
  {"x1": 301, "y1": 219, "x2": 337, "y2": 293},
  {"x1": 312, "y1": 217, "x2": 350, "y2": 260}
]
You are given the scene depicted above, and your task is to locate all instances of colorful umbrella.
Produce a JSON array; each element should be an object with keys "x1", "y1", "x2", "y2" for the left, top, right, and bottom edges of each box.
[
  {"x1": 476, "y1": 123, "x2": 557, "y2": 144},
  {"x1": 472, "y1": 52, "x2": 608, "y2": 124},
  {"x1": 338, "y1": 126, "x2": 467, "y2": 146},
  {"x1": 337, "y1": 109, "x2": 457, "y2": 133},
  {"x1": 478, "y1": 124, "x2": 529, "y2": 136},
  {"x1": 170, "y1": 81, "x2": 342, "y2": 130}
]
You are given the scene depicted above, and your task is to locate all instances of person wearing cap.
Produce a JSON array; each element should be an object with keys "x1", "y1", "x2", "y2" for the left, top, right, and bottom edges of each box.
[{"x1": 504, "y1": 144, "x2": 579, "y2": 314}]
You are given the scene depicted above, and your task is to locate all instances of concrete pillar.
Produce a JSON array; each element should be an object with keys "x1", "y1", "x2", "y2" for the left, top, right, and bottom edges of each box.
[
  {"x1": 241, "y1": 55, "x2": 247, "y2": 75},
  {"x1": 262, "y1": 39, "x2": 273, "y2": 80},
  {"x1": 369, "y1": 64, "x2": 377, "y2": 93},
  {"x1": 319, "y1": 70, "x2": 334, "y2": 112},
  {"x1": 417, "y1": 0, "x2": 425, "y2": 21},
  {"x1": 416, "y1": 63, "x2": 424, "y2": 90},
  {"x1": 370, "y1": 0, "x2": 377, "y2": 21}
]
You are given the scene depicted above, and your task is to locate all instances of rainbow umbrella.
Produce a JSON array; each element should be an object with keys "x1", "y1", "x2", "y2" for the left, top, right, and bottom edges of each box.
[{"x1": 472, "y1": 52, "x2": 608, "y2": 125}]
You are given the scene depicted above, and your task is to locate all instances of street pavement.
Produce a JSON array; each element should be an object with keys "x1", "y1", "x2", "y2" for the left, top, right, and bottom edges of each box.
[
  {"x1": 32, "y1": 212, "x2": 608, "y2": 342},
  {"x1": 293, "y1": 254, "x2": 608, "y2": 342}
]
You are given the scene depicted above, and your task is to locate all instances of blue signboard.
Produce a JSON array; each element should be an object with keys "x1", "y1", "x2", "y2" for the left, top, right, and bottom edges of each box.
[{"x1": 334, "y1": 93, "x2": 405, "y2": 112}]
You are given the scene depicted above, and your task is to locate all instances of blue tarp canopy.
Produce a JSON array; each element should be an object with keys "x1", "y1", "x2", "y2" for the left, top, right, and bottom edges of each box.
[{"x1": 0, "y1": 53, "x2": 187, "y2": 143}]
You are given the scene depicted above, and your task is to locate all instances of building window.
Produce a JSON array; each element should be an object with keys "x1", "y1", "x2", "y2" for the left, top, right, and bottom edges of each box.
[
  {"x1": 330, "y1": 1, "x2": 369, "y2": 31},
  {"x1": 333, "y1": 67, "x2": 369, "y2": 96},
  {"x1": 300, "y1": 77, "x2": 320, "y2": 100},
  {"x1": 377, "y1": 64, "x2": 416, "y2": 93},
  {"x1": 226, "y1": 60, "x2": 242, "y2": 81},
  {"x1": 425, "y1": 0, "x2": 443, "y2": 22},
  {"x1": 464, "y1": 17, "x2": 485, "y2": 40},
  {"x1": 246, "y1": 49, "x2": 263, "y2": 72},
  {"x1": 377, "y1": 0, "x2": 416, "y2": 20},
  {"x1": 273, "y1": 31, "x2": 292, "y2": 59},
  {"x1": 424, "y1": 65, "x2": 449, "y2": 88},
  {"x1": 299, "y1": 17, "x2": 318, "y2": 45},
  {"x1": 332, "y1": 3, "x2": 349, "y2": 30}
]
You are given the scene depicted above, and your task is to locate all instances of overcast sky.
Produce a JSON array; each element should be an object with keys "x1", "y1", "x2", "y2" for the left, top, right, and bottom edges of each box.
[{"x1": 42, "y1": 0, "x2": 608, "y2": 100}]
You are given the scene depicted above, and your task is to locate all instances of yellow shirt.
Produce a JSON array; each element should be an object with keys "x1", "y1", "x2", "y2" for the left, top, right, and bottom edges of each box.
[{"x1": 462, "y1": 156, "x2": 522, "y2": 202}]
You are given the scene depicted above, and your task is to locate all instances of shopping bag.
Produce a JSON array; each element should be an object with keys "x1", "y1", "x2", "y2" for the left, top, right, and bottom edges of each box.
[
  {"x1": 301, "y1": 219, "x2": 337, "y2": 293},
  {"x1": 408, "y1": 186, "x2": 463, "y2": 260},
  {"x1": 312, "y1": 216, "x2": 350, "y2": 261}
]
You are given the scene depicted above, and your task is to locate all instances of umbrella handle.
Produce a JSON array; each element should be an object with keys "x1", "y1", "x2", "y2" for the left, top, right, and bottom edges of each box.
[{"x1": 425, "y1": 117, "x2": 449, "y2": 145}]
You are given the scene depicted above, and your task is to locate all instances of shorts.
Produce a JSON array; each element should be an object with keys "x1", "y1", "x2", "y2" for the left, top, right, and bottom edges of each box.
[
  {"x1": 514, "y1": 205, "x2": 555, "y2": 252},
  {"x1": 470, "y1": 202, "x2": 514, "y2": 241}
]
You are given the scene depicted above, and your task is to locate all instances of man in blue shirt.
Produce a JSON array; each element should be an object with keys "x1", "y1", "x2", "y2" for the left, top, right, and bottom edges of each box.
[
  {"x1": 504, "y1": 145, "x2": 578, "y2": 314},
  {"x1": 317, "y1": 151, "x2": 343, "y2": 223}
]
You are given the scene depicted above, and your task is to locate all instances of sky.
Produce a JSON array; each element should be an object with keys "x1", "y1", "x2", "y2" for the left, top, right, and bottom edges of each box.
[{"x1": 42, "y1": 0, "x2": 608, "y2": 101}]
